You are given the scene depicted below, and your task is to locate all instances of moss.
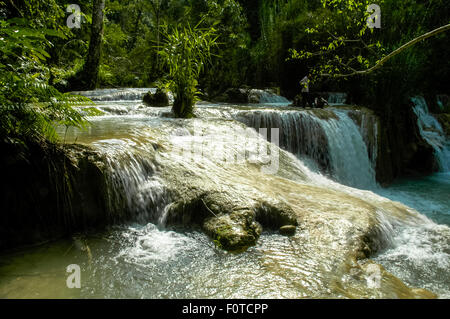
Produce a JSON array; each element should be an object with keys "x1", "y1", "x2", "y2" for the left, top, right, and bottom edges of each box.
[
  {"x1": 254, "y1": 200, "x2": 298, "y2": 228},
  {"x1": 203, "y1": 212, "x2": 262, "y2": 251}
]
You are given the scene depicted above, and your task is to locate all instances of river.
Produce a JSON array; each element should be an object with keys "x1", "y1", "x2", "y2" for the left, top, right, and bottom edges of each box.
[{"x1": 0, "y1": 89, "x2": 448, "y2": 298}]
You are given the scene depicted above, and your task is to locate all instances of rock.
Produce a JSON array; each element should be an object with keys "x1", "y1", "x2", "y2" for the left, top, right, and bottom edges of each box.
[
  {"x1": 213, "y1": 87, "x2": 289, "y2": 104},
  {"x1": 203, "y1": 211, "x2": 262, "y2": 251},
  {"x1": 279, "y1": 225, "x2": 296, "y2": 236},
  {"x1": 164, "y1": 191, "x2": 298, "y2": 251},
  {"x1": 435, "y1": 113, "x2": 450, "y2": 137},
  {"x1": 266, "y1": 87, "x2": 280, "y2": 95},
  {"x1": 221, "y1": 88, "x2": 249, "y2": 103},
  {"x1": 143, "y1": 88, "x2": 169, "y2": 107},
  {"x1": 254, "y1": 200, "x2": 298, "y2": 228}
]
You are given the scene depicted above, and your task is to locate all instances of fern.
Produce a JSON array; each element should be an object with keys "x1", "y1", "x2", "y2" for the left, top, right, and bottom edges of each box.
[{"x1": 0, "y1": 17, "x2": 95, "y2": 144}]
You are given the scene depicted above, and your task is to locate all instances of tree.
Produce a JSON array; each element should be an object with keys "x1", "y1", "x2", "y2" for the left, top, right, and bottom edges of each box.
[
  {"x1": 82, "y1": 0, "x2": 105, "y2": 89},
  {"x1": 288, "y1": 0, "x2": 450, "y2": 79}
]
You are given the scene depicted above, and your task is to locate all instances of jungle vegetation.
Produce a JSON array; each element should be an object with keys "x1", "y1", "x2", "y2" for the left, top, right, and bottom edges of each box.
[{"x1": 1, "y1": 0, "x2": 449, "y2": 132}]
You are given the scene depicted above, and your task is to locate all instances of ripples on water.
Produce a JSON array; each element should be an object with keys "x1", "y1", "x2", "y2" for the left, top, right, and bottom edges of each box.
[{"x1": 0, "y1": 226, "x2": 339, "y2": 298}]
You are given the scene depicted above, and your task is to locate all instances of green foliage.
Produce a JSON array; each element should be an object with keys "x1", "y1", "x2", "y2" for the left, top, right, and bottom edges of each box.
[
  {"x1": 157, "y1": 21, "x2": 219, "y2": 118},
  {"x1": 2, "y1": 0, "x2": 449, "y2": 117},
  {"x1": 286, "y1": 0, "x2": 383, "y2": 80},
  {"x1": 189, "y1": 0, "x2": 250, "y2": 94},
  {"x1": 0, "y1": 17, "x2": 94, "y2": 144}
]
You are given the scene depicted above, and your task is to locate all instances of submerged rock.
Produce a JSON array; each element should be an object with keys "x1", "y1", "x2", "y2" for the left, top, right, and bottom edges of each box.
[
  {"x1": 213, "y1": 88, "x2": 289, "y2": 104},
  {"x1": 203, "y1": 212, "x2": 262, "y2": 251}
]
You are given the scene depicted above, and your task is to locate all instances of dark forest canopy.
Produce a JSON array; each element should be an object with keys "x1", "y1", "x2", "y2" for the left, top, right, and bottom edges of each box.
[{"x1": 1, "y1": 0, "x2": 449, "y2": 138}]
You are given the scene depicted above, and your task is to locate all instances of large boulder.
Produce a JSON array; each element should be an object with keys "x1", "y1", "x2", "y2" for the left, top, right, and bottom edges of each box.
[
  {"x1": 203, "y1": 211, "x2": 262, "y2": 251},
  {"x1": 163, "y1": 189, "x2": 298, "y2": 251},
  {"x1": 213, "y1": 88, "x2": 287, "y2": 104},
  {"x1": 215, "y1": 88, "x2": 249, "y2": 103}
]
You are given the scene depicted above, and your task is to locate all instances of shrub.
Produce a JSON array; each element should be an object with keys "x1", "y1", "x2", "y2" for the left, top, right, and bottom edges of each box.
[{"x1": 157, "y1": 22, "x2": 218, "y2": 118}]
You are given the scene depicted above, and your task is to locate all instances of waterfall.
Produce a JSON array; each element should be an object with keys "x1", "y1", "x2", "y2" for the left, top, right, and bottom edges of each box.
[
  {"x1": 345, "y1": 109, "x2": 379, "y2": 172},
  {"x1": 412, "y1": 96, "x2": 450, "y2": 172},
  {"x1": 320, "y1": 110, "x2": 377, "y2": 189},
  {"x1": 230, "y1": 108, "x2": 377, "y2": 189},
  {"x1": 72, "y1": 88, "x2": 153, "y2": 101},
  {"x1": 248, "y1": 89, "x2": 291, "y2": 104},
  {"x1": 92, "y1": 139, "x2": 172, "y2": 225},
  {"x1": 234, "y1": 110, "x2": 331, "y2": 173},
  {"x1": 7, "y1": 88, "x2": 450, "y2": 298}
]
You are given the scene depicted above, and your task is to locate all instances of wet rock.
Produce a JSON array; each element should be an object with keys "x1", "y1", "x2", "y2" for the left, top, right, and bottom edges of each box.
[
  {"x1": 216, "y1": 88, "x2": 249, "y2": 103},
  {"x1": 435, "y1": 113, "x2": 450, "y2": 137},
  {"x1": 254, "y1": 200, "x2": 298, "y2": 228},
  {"x1": 143, "y1": 88, "x2": 170, "y2": 107},
  {"x1": 164, "y1": 191, "x2": 298, "y2": 251},
  {"x1": 213, "y1": 88, "x2": 288, "y2": 104},
  {"x1": 0, "y1": 141, "x2": 116, "y2": 250},
  {"x1": 203, "y1": 211, "x2": 262, "y2": 251},
  {"x1": 279, "y1": 225, "x2": 296, "y2": 236}
]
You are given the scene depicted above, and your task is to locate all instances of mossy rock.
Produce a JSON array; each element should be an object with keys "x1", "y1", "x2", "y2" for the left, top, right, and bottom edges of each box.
[
  {"x1": 143, "y1": 88, "x2": 170, "y2": 107},
  {"x1": 214, "y1": 88, "x2": 249, "y2": 103},
  {"x1": 203, "y1": 211, "x2": 262, "y2": 251},
  {"x1": 254, "y1": 200, "x2": 298, "y2": 228}
]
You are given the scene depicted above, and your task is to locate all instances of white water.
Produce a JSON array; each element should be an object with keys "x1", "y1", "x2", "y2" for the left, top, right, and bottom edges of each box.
[
  {"x1": 2, "y1": 89, "x2": 448, "y2": 298},
  {"x1": 71, "y1": 88, "x2": 152, "y2": 101},
  {"x1": 197, "y1": 106, "x2": 377, "y2": 189},
  {"x1": 249, "y1": 89, "x2": 291, "y2": 104},
  {"x1": 412, "y1": 96, "x2": 450, "y2": 171},
  {"x1": 319, "y1": 109, "x2": 376, "y2": 189}
]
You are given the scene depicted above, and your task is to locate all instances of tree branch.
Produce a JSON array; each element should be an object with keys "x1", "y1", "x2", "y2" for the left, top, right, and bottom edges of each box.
[{"x1": 320, "y1": 23, "x2": 450, "y2": 78}]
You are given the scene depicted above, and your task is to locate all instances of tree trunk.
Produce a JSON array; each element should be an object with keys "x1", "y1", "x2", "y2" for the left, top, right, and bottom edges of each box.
[{"x1": 83, "y1": 0, "x2": 105, "y2": 89}]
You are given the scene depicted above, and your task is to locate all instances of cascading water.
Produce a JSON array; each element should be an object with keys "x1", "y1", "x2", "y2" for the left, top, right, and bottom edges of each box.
[
  {"x1": 71, "y1": 88, "x2": 152, "y2": 101},
  {"x1": 412, "y1": 96, "x2": 450, "y2": 171},
  {"x1": 197, "y1": 106, "x2": 377, "y2": 189},
  {"x1": 249, "y1": 89, "x2": 291, "y2": 104},
  {"x1": 1, "y1": 89, "x2": 449, "y2": 299}
]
